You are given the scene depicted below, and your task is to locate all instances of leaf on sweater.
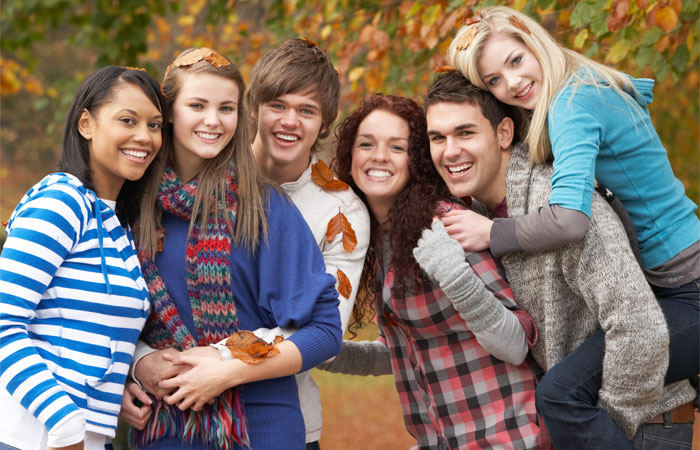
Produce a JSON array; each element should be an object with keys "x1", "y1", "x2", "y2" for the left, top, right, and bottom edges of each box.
[
  {"x1": 326, "y1": 211, "x2": 358, "y2": 252},
  {"x1": 311, "y1": 159, "x2": 349, "y2": 191},
  {"x1": 225, "y1": 330, "x2": 284, "y2": 364},
  {"x1": 337, "y1": 268, "x2": 352, "y2": 298}
]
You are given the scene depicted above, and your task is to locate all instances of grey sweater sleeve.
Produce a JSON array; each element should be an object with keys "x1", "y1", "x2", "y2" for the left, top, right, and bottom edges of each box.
[
  {"x1": 491, "y1": 203, "x2": 590, "y2": 257},
  {"x1": 319, "y1": 340, "x2": 392, "y2": 376},
  {"x1": 413, "y1": 221, "x2": 527, "y2": 365}
]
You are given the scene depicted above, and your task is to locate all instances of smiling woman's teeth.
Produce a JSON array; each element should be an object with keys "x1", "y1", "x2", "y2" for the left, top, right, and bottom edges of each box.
[
  {"x1": 122, "y1": 149, "x2": 147, "y2": 159},
  {"x1": 367, "y1": 169, "x2": 391, "y2": 179},
  {"x1": 196, "y1": 131, "x2": 219, "y2": 140},
  {"x1": 448, "y1": 162, "x2": 473, "y2": 174},
  {"x1": 516, "y1": 83, "x2": 532, "y2": 98}
]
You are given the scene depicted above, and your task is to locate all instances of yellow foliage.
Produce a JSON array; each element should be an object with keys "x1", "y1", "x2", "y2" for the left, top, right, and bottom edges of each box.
[
  {"x1": 348, "y1": 67, "x2": 365, "y2": 82},
  {"x1": 606, "y1": 40, "x2": 633, "y2": 63},
  {"x1": 321, "y1": 24, "x2": 332, "y2": 40},
  {"x1": 24, "y1": 79, "x2": 44, "y2": 96},
  {"x1": 655, "y1": 5, "x2": 678, "y2": 32},
  {"x1": 178, "y1": 14, "x2": 195, "y2": 27},
  {"x1": 187, "y1": 0, "x2": 206, "y2": 16}
]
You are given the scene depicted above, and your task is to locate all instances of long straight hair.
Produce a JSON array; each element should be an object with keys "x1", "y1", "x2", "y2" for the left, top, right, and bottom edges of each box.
[
  {"x1": 448, "y1": 6, "x2": 638, "y2": 164},
  {"x1": 60, "y1": 66, "x2": 165, "y2": 225},
  {"x1": 138, "y1": 49, "x2": 268, "y2": 257}
]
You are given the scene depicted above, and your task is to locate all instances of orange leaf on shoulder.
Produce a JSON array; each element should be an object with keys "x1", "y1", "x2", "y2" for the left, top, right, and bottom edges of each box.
[
  {"x1": 225, "y1": 330, "x2": 284, "y2": 364},
  {"x1": 312, "y1": 159, "x2": 349, "y2": 191},
  {"x1": 324, "y1": 179, "x2": 350, "y2": 191},
  {"x1": 311, "y1": 159, "x2": 334, "y2": 187},
  {"x1": 337, "y1": 268, "x2": 352, "y2": 299}
]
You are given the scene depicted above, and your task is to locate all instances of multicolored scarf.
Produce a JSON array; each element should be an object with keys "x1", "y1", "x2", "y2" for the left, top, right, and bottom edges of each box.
[{"x1": 131, "y1": 163, "x2": 249, "y2": 449}]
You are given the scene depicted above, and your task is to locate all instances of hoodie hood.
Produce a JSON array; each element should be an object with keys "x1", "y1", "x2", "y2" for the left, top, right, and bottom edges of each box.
[
  {"x1": 628, "y1": 77, "x2": 655, "y2": 108},
  {"x1": 8, "y1": 172, "x2": 114, "y2": 294}
]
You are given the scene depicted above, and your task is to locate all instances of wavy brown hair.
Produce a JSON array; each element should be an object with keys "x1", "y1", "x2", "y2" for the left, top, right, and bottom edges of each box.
[{"x1": 333, "y1": 94, "x2": 452, "y2": 331}]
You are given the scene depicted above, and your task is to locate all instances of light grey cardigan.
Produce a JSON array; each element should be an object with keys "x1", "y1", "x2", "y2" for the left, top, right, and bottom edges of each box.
[{"x1": 501, "y1": 143, "x2": 694, "y2": 438}]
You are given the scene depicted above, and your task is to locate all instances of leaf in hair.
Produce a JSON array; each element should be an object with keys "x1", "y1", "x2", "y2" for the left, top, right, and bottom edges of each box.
[
  {"x1": 434, "y1": 65, "x2": 456, "y2": 73},
  {"x1": 454, "y1": 26, "x2": 478, "y2": 51},
  {"x1": 464, "y1": 11, "x2": 482, "y2": 27},
  {"x1": 173, "y1": 48, "x2": 231, "y2": 68},
  {"x1": 508, "y1": 16, "x2": 531, "y2": 35},
  {"x1": 303, "y1": 36, "x2": 327, "y2": 53}
]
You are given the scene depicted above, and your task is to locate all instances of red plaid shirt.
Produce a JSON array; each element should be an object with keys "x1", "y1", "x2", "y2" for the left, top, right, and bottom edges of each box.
[{"x1": 374, "y1": 237, "x2": 547, "y2": 449}]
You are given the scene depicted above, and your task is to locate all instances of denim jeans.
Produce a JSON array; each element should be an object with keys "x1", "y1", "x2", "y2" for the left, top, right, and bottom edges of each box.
[
  {"x1": 631, "y1": 423, "x2": 693, "y2": 450},
  {"x1": 0, "y1": 444, "x2": 19, "y2": 450},
  {"x1": 535, "y1": 278, "x2": 699, "y2": 450}
]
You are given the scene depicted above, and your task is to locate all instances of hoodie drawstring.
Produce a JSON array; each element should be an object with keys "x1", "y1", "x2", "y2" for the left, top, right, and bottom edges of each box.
[{"x1": 95, "y1": 199, "x2": 113, "y2": 295}]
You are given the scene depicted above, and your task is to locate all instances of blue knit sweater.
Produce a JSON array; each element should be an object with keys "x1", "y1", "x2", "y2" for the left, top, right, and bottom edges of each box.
[{"x1": 143, "y1": 188, "x2": 342, "y2": 450}]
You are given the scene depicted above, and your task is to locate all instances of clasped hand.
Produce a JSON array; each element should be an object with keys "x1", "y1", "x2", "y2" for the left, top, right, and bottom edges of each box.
[
  {"x1": 440, "y1": 209, "x2": 493, "y2": 251},
  {"x1": 120, "y1": 346, "x2": 226, "y2": 429}
]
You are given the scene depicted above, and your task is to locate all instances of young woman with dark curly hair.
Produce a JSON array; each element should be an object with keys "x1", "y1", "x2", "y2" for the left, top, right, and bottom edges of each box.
[{"x1": 325, "y1": 94, "x2": 551, "y2": 449}]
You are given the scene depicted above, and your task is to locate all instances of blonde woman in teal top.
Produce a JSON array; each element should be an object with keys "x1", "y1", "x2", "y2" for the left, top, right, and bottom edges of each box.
[{"x1": 445, "y1": 5, "x2": 699, "y2": 450}]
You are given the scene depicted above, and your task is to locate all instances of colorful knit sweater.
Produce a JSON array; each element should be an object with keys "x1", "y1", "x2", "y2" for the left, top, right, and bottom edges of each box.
[{"x1": 137, "y1": 188, "x2": 342, "y2": 450}]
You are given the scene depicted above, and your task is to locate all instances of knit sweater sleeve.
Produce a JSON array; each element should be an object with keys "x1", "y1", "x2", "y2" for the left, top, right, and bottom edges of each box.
[
  {"x1": 491, "y1": 87, "x2": 603, "y2": 258},
  {"x1": 561, "y1": 195, "x2": 668, "y2": 438},
  {"x1": 256, "y1": 191, "x2": 342, "y2": 372},
  {"x1": 0, "y1": 183, "x2": 86, "y2": 438},
  {"x1": 490, "y1": 204, "x2": 590, "y2": 257}
]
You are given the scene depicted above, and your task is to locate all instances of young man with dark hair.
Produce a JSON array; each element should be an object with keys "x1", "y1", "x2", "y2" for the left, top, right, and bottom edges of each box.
[{"x1": 422, "y1": 69, "x2": 695, "y2": 450}]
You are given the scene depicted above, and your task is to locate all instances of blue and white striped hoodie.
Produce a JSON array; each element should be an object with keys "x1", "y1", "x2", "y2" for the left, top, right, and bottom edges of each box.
[{"x1": 0, "y1": 173, "x2": 149, "y2": 447}]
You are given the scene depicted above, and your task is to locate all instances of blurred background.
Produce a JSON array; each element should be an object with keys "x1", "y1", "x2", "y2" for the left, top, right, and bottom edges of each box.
[{"x1": 1, "y1": 1, "x2": 698, "y2": 448}]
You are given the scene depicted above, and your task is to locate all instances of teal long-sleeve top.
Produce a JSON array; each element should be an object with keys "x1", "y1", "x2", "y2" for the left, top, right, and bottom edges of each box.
[{"x1": 547, "y1": 73, "x2": 699, "y2": 269}]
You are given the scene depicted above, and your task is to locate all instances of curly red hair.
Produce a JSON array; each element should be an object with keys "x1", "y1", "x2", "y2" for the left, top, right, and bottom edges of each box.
[{"x1": 332, "y1": 94, "x2": 453, "y2": 330}]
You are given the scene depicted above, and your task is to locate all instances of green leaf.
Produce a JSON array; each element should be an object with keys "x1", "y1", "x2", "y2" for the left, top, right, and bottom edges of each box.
[
  {"x1": 640, "y1": 29, "x2": 663, "y2": 46},
  {"x1": 421, "y1": 4, "x2": 441, "y2": 27},
  {"x1": 652, "y1": 52, "x2": 670, "y2": 81},
  {"x1": 672, "y1": 45, "x2": 690, "y2": 73},
  {"x1": 405, "y1": 2, "x2": 420, "y2": 20},
  {"x1": 585, "y1": 42, "x2": 600, "y2": 58},
  {"x1": 635, "y1": 45, "x2": 654, "y2": 69},
  {"x1": 570, "y1": 1, "x2": 598, "y2": 28},
  {"x1": 590, "y1": 17, "x2": 609, "y2": 36},
  {"x1": 607, "y1": 39, "x2": 633, "y2": 63},
  {"x1": 681, "y1": 0, "x2": 698, "y2": 15}
]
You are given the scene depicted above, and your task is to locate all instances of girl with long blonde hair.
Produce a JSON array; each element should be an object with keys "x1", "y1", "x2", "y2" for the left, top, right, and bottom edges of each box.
[{"x1": 445, "y1": 6, "x2": 698, "y2": 450}]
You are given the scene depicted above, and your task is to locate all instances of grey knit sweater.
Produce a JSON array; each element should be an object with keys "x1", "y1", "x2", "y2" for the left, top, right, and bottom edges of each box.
[{"x1": 502, "y1": 143, "x2": 694, "y2": 438}]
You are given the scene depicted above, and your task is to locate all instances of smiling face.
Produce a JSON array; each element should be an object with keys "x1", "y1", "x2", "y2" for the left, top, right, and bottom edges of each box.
[
  {"x1": 350, "y1": 109, "x2": 411, "y2": 224},
  {"x1": 426, "y1": 101, "x2": 512, "y2": 210},
  {"x1": 171, "y1": 72, "x2": 239, "y2": 181},
  {"x1": 476, "y1": 33, "x2": 543, "y2": 110},
  {"x1": 79, "y1": 83, "x2": 163, "y2": 200},
  {"x1": 253, "y1": 89, "x2": 325, "y2": 183}
]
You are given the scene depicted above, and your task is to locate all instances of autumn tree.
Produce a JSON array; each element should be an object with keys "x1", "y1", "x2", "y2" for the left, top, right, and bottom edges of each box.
[{"x1": 1, "y1": 0, "x2": 698, "y2": 217}]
